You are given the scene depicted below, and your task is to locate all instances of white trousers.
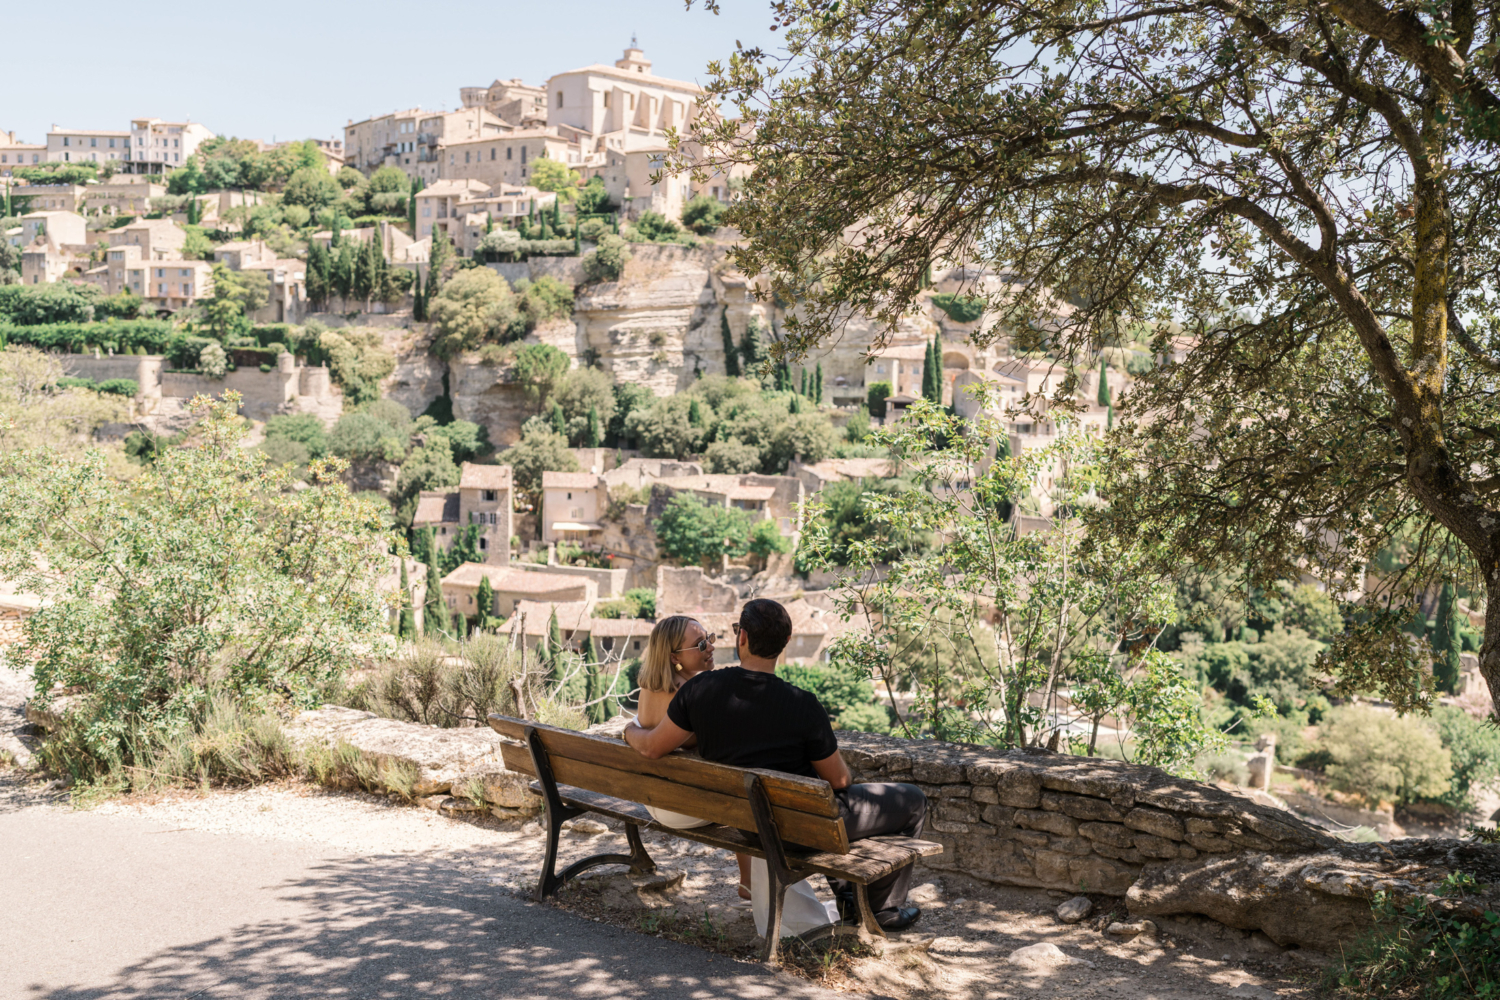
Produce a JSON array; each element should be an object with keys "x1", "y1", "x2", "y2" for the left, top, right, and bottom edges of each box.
[{"x1": 750, "y1": 857, "x2": 838, "y2": 938}]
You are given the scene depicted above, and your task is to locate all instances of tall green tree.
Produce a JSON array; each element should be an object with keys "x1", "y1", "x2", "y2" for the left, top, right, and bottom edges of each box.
[
  {"x1": 546, "y1": 608, "x2": 564, "y2": 683},
  {"x1": 476, "y1": 573, "x2": 496, "y2": 630},
  {"x1": 921, "y1": 339, "x2": 936, "y2": 403},
  {"x1": 680, "y1": 0, "x2": 1500, "y2": 710},
  {"x1": 720, "y1": 309, "x2": 741, "y2": 377},
  {"x1": 584, "y1": 636, "x2": 608, "y2": 725},
  {"x1": 1097, "y1": 357, "x2": 1111, "y2": 408},
  {"x1": 1433, "y1": 582, "x2": 1463, "y2": 694},
  {"x1": 399, "y1": 559, "x2": 417, "y2": 639},
  {"x1": 424, "y1": 547, "x2": 450, "y2": 637},
  {"x1": 814, "y1": 362, "x2": 824, "y2": 405},
  {"x1": 653, "y1": 492, "x2": 752, "y2": 571},
  {"x1": 586, "y1": 404, "x2": 602, "y2": 448}
]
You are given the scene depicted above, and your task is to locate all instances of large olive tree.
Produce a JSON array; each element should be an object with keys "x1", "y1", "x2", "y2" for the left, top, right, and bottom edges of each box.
[{"x1": 680, "y1": 0, "x2": 1500, "y2": 712}]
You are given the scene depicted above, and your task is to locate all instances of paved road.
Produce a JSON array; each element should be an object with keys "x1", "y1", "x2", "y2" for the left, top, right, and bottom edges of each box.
[{"x1": 0, "y1": 800, "x2": 847, "y2": 1000}]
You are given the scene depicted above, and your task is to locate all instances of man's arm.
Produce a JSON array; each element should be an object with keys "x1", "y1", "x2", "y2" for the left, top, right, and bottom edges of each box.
[
  {"x1": 623, "y1": 717, "x2": 693, "y2": 760},
  {"x1": 811, "y1": 750, "x2": 852, "y2": 790}
]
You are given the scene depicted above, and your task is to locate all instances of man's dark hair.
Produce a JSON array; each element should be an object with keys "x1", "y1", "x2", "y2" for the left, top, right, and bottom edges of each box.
[{"x1": 738, "y1": 598, "x2": 792, "y2": 659}]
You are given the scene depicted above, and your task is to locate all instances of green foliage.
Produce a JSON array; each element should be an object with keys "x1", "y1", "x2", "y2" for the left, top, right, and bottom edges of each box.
[
  {"x1": 1328, "y1": 873, "x2": 1500, "y2": 1000},
  {"x1": 930, "y1": 293, "x2": 986, "y2": 323},
  {"x1": 498, "y1": 425, "x2": 579, "y2": 503},
  {"x1": 866, "y1": 381, "x2": 891, "y2": 420},
  {"x1": 264, "y1": 414, "x2": 329, "y2": 460},
  {"x1": 608, "y1": 382, "x2": 653, "y2": 448},
  {"x1": 96, "y1": 379, "x2": 138, "y2": 397},
  {"x1": 329, "y1": 398, "x2": 411, "y2": 464},
  {"x1": 529, "y1": 160, "x2": 581, "y2": 200},
  {"x1": 653, "y1": 492, "x2": 752, "y2": 569},
  {"x1": 1432, "y1": 583, "x2": 1463, "y2": 694},
  {"x1": 804, "y1": 476, "x2": 931, "y2": 566},
  {"x1": 681, "y1": 194, "x2": 727, "y2": 236},
  {"x1": 512, "y1": 343, "x2": 571, "y2": 412},
  {"x1": 394, "y1": 435, "x2": 461, "y2": 525},
  {"x1": 282, "y1": 167, "x2": 342, "y2": 212},
  {"x1": 583, "y1": 234, "x2": 630, "y2": 282},
  {"x1": 1, "y1": 394, "x2": 392, "y2": 784},
  {"x1": 748, "y1": 518, "x2": 792, "y2": 562},
  {"x1": 720, "y1": 309, "x2": 740, "y2": 377},
  {"x1": 1429, "y1": 707, "x2": 1500, "y2": 813},
  {"x1": 11, "y1": 162, "x2": 98, "y2": 186},
  {"x1": 1320, "y1": 706, "x2": 1452, "y2": 809},
  {"x1": 422, "y1": 418, "x2": 491, "y2": 464},
  {"x1": 575, "y1": 178, "x2": 616, "y2": 216},
  {"x1": 780, "y1": 659, "x2": 892, "y2": 733},
  {"x1": 624, "y1": 588, "x2": 656, "y2": 619},
  {"x1": 0, "y1": 283, "x2": 102, "y2": 325},
  {"x1": 314, "y1": 326, "x2": 396, "y2": 406},
  {"x1": 428, "y1": 267, "x2": 518, "y2": 358}
]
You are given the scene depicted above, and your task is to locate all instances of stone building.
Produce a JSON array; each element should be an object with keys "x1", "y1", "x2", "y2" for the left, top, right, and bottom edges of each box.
[
  {"x1": 459, "y1": 78, "x2": 549, "y2": 126},
  {"x1": 541, "y1": 471, "x2": 606, "y2": 545},
  {"x1": 344, "y1": 106, "x2": 508, "y2": 183},
  {"x1": 411, "y1": 462, "x2": 515, "y2": 566},
  {"x1": 441, "y1": 566, "x2": 595, "y2": 621}
]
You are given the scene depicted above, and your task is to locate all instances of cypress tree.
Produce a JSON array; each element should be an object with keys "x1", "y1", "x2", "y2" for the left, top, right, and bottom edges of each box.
[
  {"x1": 412, "y1": 267, "x2": 425, "y2": 321},
  {"x1": 1097, "y1": 356, "x2": 1111, "y2": 407},
  {"x1": 931, "y1": 333, "x2": 945, "y2": 403},
  {"x1": 720, "y1": 309, "x2": 740, "y2": 376},
  {"x1": 814, "y1": 362, "x2": 824, "y2": 404},
  {"x1": 549, "y1": 399, "x2": 567, "y2": 437},
  {"x1": 452, "y1": 612, "x2": 468, "y2": 640},
  {"x1": 800, "y1": 367, "x2": 809, "y2": 398},
  {"x1": 424, "y1": 548, "x2": 449, "y2": 637},
  {"x1": 476, "y1": 574, "x2": 496, "y2": 630},
  {"x1": 585, "y1": 637, "x2": 606, "y2": 725},
  {"x1": 398, "y1": 560, "x2": 416, "y2": 638},
  {"x1": 586, "y1": 404, "x2": 601, "y2": 448},
  {"x1": 688, "y1": 398, "x2": 703, "y2": 426},
  {"x1": 546, "y1": 608, "x2": 564, "y2": 683},
  {"x1": 921, "y1": 338, "x2": 936, "y2": 402},
  {"x1": 1106, "y1": 402, "x2": 1114, "y2": 431},
  {"x1": 1434, "y1": 582, "x2": 1462, "y2": 693}
]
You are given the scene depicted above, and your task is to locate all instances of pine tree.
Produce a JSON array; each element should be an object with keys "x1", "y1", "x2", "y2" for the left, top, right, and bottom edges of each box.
[
  {"x1": 1097, "y1": 356, "x2": 1111, "y2": 407},
  {"x1": 788, "y1": 392, "x2": 802, "y2": 414},
  {"x1": 814, "y1": 362, "x2": 824, "y2": 404},
  {"x1": 424, "y1": 548, "x2": 449, "y2": 637},
  {"x1": 921, "y1": 339, "x2": 936, "y2": 402},
  {"x1": 720, "y1": 309, "x2": 740, "y2": 376},
  {"x1": 549, "y1": 399, "x2": 567, "y2": 437},
  {"x1": 688, "y1": 398, "x2": 704, "y2": 427},
  {"x1": 476, "y1": 574, "x2": 496, "y2": 630},
  {"x1": 546, "y1": 609, "x2": 564, "y2": 683},
  {"x1": 740, "y1": 320, "x2": 769, "y2": 383},
  {"x1": 407, "y1": 176, "x2": 422, "y2": 232},
  {"x1": 1433, "y1": 582, "x2": 1462, "y2": 693},
  {"x1": 428, "y1": 225, "x2": 453, "y2": 294},
  {"x1": 586, "y1": 404, "x2": 601, "y2": 448},
  {"x1": 331, "y1": 216, "x2": 342, "y2": 248}
]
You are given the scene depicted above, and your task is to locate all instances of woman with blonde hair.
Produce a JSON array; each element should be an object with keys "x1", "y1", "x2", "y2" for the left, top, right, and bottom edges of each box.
[{"x1": 634, "y1": 615, "x2": 753, "y2": 902}]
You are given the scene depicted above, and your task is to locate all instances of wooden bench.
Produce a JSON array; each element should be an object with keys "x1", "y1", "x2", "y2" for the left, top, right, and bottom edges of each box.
[{"x1": 487, "y1": 715, "x2": 943, "y2": 962}]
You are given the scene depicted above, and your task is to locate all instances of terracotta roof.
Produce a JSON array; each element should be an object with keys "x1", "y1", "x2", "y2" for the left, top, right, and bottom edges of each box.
[
  {"x1": 798, "y1": 458, "x2": 894, "y2": 483},
  {"x1": 504, "y1": 599, "x2": 595, "y2": 634},
  {"x1": 412, "y1": 491, "x2": 459, "y2": 525},
  {"x1": 584, "y1": 617, "x2": 655, "y2": 637},
  {"x1": 654, "y1": 474, "x2": 785, "y2": 501},
  {"x1": 459, "y1": 462, "x2": 511, "y2": 490},
  {"x1": 543, "y1": 471, "x2": 601, "y2": 490},
  {"x1": 871, "y1": 343, "x2": 929, "y2": 360},
  {"x1": 442, "y1": 564, "x2": 589, "y2": 596}
]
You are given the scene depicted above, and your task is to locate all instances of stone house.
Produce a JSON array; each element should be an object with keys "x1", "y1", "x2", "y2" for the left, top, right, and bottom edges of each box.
[
  {"x1": 584, "y1": 616, "x2": 652, "y2": 662},
  {"x1": 442, "y1": 565, "x2": 596, "y2": 621},
  {"x1": 438, "y1": 131, "x2": 581, "y2": 189},
  {"x1": 411, "y1": 462, "x2": 515, "y2": 566},
  {"x1": 45, "y1": 127, "x2": 132, "y2": 165},
  {"x1": 0, "y1": 132, "x2": 44, "y2": 174},
  {"x1": 866, "y1": 342, "x2": 929, "y2": 399},
  {"x1": 106, "y1": 218, "x2": 186, "y2": 260},
  {"x1": 499, "y1": 598, "x2": 597, "y2": 654},
  {"x1": 459, "y1": 78, "x2": 549, "y2": 126},
  {"x1": 213, "y1": 240, "x2": 306, "y2": 323},
  {"x1": 83, "y1": 177, "x2": 166, "y2": 216},
  {"x1": 545, "y1": 46, "x2": 701, "y2": 142},
  {"x1": 122, "y1": 118, "x2": 214, "y2": 175},
  {"x1": 344, "y1": 106, "x2": 508, "y2": 184},
  {"x1": 651, "y1": 472, "x2": 804, "y2": 538},
  {"x1": 18, "y1": 185, "x2": 86, "y2": 213},
  {"x1": 20, "y1": 210, "x2": 85, "y2": 248},
  {"x1": 541, "y1": 471, "x2": 606, "y2": 545},
  {"x1": 787, "y1": 457, "x2": 896, "y2": 495}
]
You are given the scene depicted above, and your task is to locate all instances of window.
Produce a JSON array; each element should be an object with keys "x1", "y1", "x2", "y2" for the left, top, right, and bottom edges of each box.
[
  {"x1": 157, "y1": 268, "x2": 165, "y2": 278},
  {"x1": 465, "y1": 151, "x2": 470, "y2": 163},
  {"x1": 479, "y1": 537, "x2": 488, "y2": 551},
  {"x1": 423, "y1": 206, "x2": 431, "y2": 217},
  {"x1": 109, "y1": 138, "x2": 116, "y2": 148},
  {"x1": 506, "y1": 147, "x2": 512, "y2": 160},
  {"x1": 483, "y1": 490, "x2": 496, "y2": 501},
  {"x1": 63, "y1": 152, "x2": 70, "y2": 162},
  {"x1": 180, "y1": 268, "x2": 189, "y2": 276},
  {"x1": 90, "y1": 137, "x2": 97, "y2": 147},
  {"x1": 158, "y1": 283, "x2": 166, "y2": 295},
  {"x1": 565, "y1": 492, "x2": 572, "y2": 501},
  {"x1": 63, "y1": 137, "x2": 70, "y2": 147},
  {"x1": 520, "y1": 146, "x2": 527, "y2": 163},
  {"x1": 490, "y1": 148, "x2": 495, "y2": 160},
  {"x1": 557, "y1": 92, "x2": 564, "y2": 108}
]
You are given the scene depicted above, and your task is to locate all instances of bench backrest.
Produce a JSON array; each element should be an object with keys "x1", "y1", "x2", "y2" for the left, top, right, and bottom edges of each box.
[{"x1": 488, "y1": 715, "x2": 850, "y2": 854}]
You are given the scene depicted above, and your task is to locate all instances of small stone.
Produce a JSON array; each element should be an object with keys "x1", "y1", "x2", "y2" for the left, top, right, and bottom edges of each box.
[
  {"x1": 1006, "y1": 942, "x2": 1094, "y2": 970},
  {"x1": 1056, "y1": 896, "x2": 1093, "y2": 924},
  {"x1": 1046, "y1": 890, "x2": 1068, "y2": 898},
  {"x1": 565, "y1": 818, "x2": 609, "y2": 836},
  {"x1": 1106, "y1": 919, "x2": 1157, "y2": 939},
  {"x1": 418, "y1": 795, "x2": 450, "y2": 811}
]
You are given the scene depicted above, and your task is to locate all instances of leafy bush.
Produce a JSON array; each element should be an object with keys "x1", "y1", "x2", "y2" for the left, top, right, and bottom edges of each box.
[
  {"x1": 1327, "y1": 872, "x2": 1500, "y2": 1000},
  {"x1": 56, "y1": 377, "x2": 97, "y2": 391},
  {"x1": 1429, "y1": 706, "x2": 1500, "y2": 812},
  {"x1": 653, "y1": 493, "x2": 752, "y2": 569},
  {"x1": 780, "y1": 659, "x2": 893, "y2": 734},
  {"x1": 681, "y1": 194, "x2": 727, "y2": 235},
  {"x1": 0, "y1": 394, "x2": 393, "y2": 786},
  {"x1": 329, "y1": 399, "x2": 411, "y2": 464},
  {"x1": 1320, "y1": 706, "x2": 1452, "y2": 809},
  {"x1": 930, "y1": 293, "x2": 987, "y2": 323},
  {"x1": 97, "y1": 379, "x2": 138, "y2": 397},
  {"x1": 583, "y1": 234, "x2": 631, "y2": 282},
  {"x1": 342, "y1": 635, "x2": 520, "y2": 728},
  {"x1": 0, "y1": 319, "x2": 174, "y2": 354}
]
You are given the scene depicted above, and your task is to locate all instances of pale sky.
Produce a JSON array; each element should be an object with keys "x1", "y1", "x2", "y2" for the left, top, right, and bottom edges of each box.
[{"x1": 3, "y1": 0, "x2": 779, "y2": 145}]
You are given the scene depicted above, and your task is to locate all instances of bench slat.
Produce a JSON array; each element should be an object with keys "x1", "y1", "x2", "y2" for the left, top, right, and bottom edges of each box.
[
  {"x1": 488, "y1": 714, "x2": 839, "y2": 819},
  {"x1": 500, "y1": 741, "x2": 850, "y2": 855},
  {"x1": 544, "y1": 784, "x2": 943, "y2": 886}
]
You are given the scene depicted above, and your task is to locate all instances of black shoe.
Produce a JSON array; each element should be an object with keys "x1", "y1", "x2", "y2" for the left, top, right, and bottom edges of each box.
[{"x1": 876, "y1": 905, "x2": 922, "y2": 931}]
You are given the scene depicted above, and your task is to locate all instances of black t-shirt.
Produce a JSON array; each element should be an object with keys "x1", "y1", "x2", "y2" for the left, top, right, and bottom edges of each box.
[{"x1": 666, "y1": 666, "x2": 839, "y2": 779}]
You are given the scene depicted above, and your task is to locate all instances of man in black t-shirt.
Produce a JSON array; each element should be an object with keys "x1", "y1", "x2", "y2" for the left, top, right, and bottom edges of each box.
[{"x1": 624, "y1": 598, "x2": 925, "y2": 930}]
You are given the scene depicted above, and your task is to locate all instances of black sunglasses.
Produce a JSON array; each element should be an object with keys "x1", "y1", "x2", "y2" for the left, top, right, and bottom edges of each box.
[{"x1": 673, "y1": 634, "x2": 715, "y2": 653}]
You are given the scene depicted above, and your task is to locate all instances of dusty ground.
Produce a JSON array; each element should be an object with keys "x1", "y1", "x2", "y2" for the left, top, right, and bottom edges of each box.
[{"x1": 0, "y1": 768, "x2": 1326, "y2": 1000}]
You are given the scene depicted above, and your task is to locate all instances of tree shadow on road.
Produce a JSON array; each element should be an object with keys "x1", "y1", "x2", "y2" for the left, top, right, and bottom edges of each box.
[{"x1": 29, "y1": 850, "x2": 851, "y2": 1000}]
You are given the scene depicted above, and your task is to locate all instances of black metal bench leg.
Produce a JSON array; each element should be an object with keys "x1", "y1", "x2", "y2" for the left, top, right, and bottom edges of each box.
[
  {"x1": 745, "y1": 773, "x2": 794, "y2": 964},
  {"x1": 625, "y1": 822, "x2": 656, "y2": 874}
]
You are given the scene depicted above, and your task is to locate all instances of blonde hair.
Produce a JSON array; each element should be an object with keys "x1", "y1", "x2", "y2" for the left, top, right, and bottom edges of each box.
[{"x1": 639, "y1": 615, "x2": 701, "y2": 693}]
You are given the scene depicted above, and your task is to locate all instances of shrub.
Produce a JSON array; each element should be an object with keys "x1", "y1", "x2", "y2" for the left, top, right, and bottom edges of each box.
[
  {"x1": 583, "y1": 234, "x2": 630, "y2": 282},
  {"x1": 1320, "y1": 706, "x2": 1452, "y2": 809},
  {"x1": 1, "y1": 394, "x2": 393, "y2": 786},
  {"x1": 623, "y1": 588, "x2": 657, "y2": 619},
  {"x1": 1429, "y1": 706, "x2": 1500, "y2": 812},
  {"x1": 342, "y1": 634, "x2": 521, "y2": 728},
  {"x1": 0, "y1": 319, "x2": 174, "y2": 354},
  {"x1": 930, "y1": 293, "x2": 987, "y2": 323},
  {"x1": 97, "y1": 379, "x2": 138, "y2": 397},
  {"x1": 56, "y1": 376, "x2": 97, "y2": 391},
  {"x1": 780, "y1": 659, "x2": 893, "y2": 734},
  {"x1": 867, "y1": 380, "x2": 892, "y2": 419},
  {"x1": 681, "y1": 194, "x2": 726, "y2": 235},
  {"x1": 578, "y1": 217, "x2": 610, "y2": 243}
]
